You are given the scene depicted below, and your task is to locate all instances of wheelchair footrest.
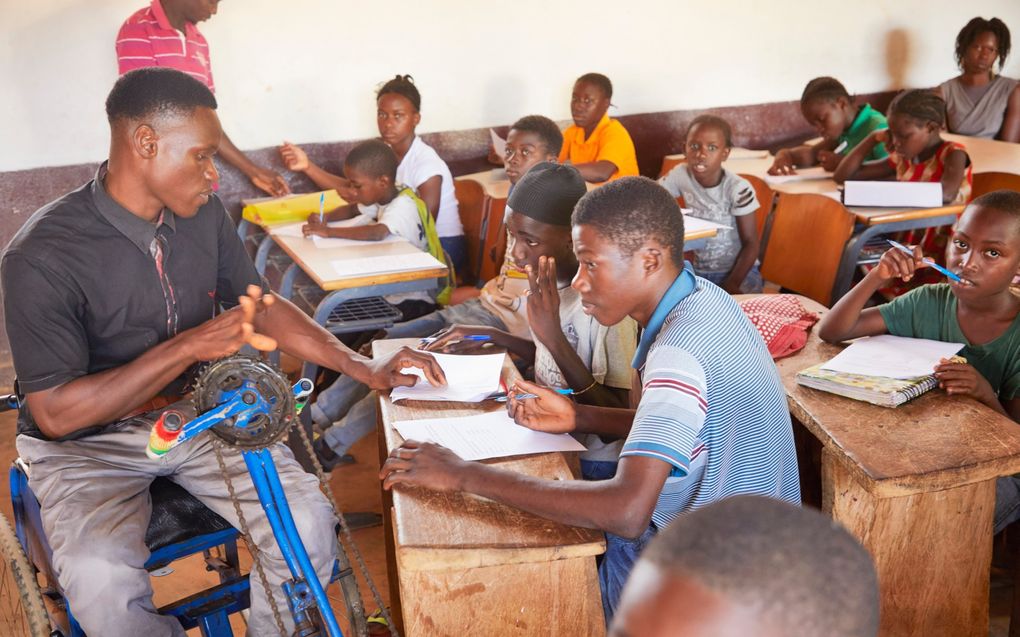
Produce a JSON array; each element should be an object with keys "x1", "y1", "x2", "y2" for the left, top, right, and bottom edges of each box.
[{"x1": 158, "y1": 575, "x2": 250, "y2": 631}]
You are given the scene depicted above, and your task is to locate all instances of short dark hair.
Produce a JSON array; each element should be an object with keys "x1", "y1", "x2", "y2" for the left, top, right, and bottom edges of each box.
[
  {"x1": 888, "y1": 89, "x2": 946, "y2": 127},
  {"x1": 969, "y1": 189, "x2": 1020, "y2": 233},
  {"x1": 509, "y1": 115, "x2": 564, "y2": 156},
  {"x1": 376, "y1": 74, "x2": 421, "y2": 112},
  {"x1": 800, "y1": 76, "x2": 852, "y2": 107},
  {"x1": 576, "y1": 73, "x2": 613, "y2": 100},
  {"x1": 643, "y1": 496, "x2": 879, "y2": 637},
  {"x1": 344, "y1": 139, "x2": 398, "y2": 180},
  {"x1": 105, "y1": 67, "x2": 217, "y2": 124},
  {"x1": 687, "y1": 114, "x2": 733, "y2": 148},
  {"x1": 572, "y1": 176, "x2": 685, "y2": 267},
  {"x1": 956, "y1": 17, "x2": 1011, "y2": 70}
]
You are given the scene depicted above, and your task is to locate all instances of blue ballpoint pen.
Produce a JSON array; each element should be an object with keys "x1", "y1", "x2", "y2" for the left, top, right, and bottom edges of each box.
[
  {"x1": 419, "y1": 334, "x2": 491, "y2": 344},
  {"x1": 494, "y1": 388, "x2": 574, "y2": 402},
  {"x1": 886, "y1": 239, "x2": 963, "y2": 283},
  {"x1": 317, "y1": 191, "x2": 326, "y2": 224}
]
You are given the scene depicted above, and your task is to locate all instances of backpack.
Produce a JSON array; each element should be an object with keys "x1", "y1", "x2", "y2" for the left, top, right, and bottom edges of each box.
[{"x1": 398, "y1": 186, "x2": 454, "y2": 305}]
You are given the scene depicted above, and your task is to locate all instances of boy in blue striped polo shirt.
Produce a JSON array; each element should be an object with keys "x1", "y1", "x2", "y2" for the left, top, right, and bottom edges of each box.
[{"x1": 380, "y1": 176, "x2": 801, "y2": 623}]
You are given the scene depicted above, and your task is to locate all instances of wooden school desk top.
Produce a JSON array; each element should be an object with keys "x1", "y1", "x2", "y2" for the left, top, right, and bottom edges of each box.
[
  {"x1": 719, "y1": 155, "x2": 967, "y2": 226},
  {"x1": 266, "y1": 228, "x2": 448, "y2": 292},
  {"x1": 763, "y1": 296, "x2": 1020, "y2": 498},
  {"x1": 372, "y1": 339, "x2": 606, "y2": 571}
]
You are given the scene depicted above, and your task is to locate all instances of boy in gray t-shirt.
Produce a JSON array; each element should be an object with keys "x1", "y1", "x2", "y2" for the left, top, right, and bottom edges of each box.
[{"x1": 659, "y1": 115, "x2": 762, "y2": 293}]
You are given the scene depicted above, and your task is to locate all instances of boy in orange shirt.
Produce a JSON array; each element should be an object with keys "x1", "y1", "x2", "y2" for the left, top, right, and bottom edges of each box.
[{"x1": 560, "y1": 73, "x2": 640, "y2": 183}]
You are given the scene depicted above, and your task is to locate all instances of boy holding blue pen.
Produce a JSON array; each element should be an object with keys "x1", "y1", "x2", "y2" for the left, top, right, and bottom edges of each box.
[{"x1": 819, "y1": 190, "x2": 1020, "y2": 531}]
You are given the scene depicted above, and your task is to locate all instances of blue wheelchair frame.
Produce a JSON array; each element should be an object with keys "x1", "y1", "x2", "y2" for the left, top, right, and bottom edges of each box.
[{"x1": 4, "y1": 377, "x2": 352, "y2": 637}]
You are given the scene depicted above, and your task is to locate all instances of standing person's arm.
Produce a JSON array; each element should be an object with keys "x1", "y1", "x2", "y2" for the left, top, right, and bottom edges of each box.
[
  {"x1": 278, "y1": 142, "x2": 352, "y2": 194},
  {"x1": 218, "y1": 133, "x2": 290, "y2": 196}
]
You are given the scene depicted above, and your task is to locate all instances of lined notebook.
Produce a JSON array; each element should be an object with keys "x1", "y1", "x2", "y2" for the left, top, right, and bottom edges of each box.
[{"x1": 796, "y1": 363, "x2": 941, "y2": 408}]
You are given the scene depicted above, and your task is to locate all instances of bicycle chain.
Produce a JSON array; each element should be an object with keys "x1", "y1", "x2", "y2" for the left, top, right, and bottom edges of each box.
[
  {"x1": 212, "y1": 439, "x2": 289, "y2": 636},
  {"x1": 293, "y1": 420, "x2": 399, "y2": 637}
]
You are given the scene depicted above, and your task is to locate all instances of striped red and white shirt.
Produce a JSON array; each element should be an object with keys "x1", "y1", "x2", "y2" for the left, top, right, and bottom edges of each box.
[{"x1": 116, "y1": 0, "x2": 215, "y2": 92}]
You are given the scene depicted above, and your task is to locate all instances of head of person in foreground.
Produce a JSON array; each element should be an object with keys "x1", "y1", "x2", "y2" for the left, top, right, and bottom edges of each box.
[{"x1": 609, "y1": 496, "x2": 879, "y2": 637}]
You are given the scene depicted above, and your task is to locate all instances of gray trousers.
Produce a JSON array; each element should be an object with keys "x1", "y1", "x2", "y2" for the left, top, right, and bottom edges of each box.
[{"x1": 16, "y1": 413, "x2": 338, "y2": 637}]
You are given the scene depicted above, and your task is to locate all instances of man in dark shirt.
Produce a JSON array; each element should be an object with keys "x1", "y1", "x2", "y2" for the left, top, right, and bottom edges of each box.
[{"x1": 0, "y1": 68, "x2": 443, "y2": 636}]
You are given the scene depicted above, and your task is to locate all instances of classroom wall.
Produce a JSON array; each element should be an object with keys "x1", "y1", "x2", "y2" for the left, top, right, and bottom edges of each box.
[{"x1": 2, "y1": 0, "x2": 1020, "y2": 172}]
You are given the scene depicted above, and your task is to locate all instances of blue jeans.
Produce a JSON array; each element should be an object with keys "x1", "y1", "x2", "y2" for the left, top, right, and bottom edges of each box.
[
  {"x1": 698, "y1": 263, "x2": 763, "y2": 293},
  {"x1": 383, "y1": 297, "x2": 508, "y2": 340},
  {"x1": 580, "y1": 460, "x2": 618, "y2": 481},
  {"x1": 599, "y1": 523, "x2": 657, "y2": 625},
  {"x1": 440, "y1": 235, "x2": 467, "y2": 274},
  {"x1": 995, "y1": 475, "x2": 1020, "y2": 533}
]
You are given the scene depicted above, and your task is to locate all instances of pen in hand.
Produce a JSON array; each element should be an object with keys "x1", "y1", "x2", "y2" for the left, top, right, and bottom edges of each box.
[
  {"x1": 886, "y1": 239, "x2": 964, "y2": 284},
  {"x1": 318, "y1": 191, "x2": 325, "y2": 224},
  {"x1": 494, "y1": 388, "x2": 574, "y2": 402}
]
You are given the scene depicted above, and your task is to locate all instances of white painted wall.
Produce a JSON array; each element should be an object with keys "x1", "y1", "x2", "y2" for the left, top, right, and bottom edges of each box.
[{"x1": 2, "y1": 0, "x2": 1019, "y2": 171}]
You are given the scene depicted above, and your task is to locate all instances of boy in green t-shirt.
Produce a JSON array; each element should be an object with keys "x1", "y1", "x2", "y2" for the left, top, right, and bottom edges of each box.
[
  {"x1": 770, "y1": 77, "x2": 889, "y2": 175},
  {"x1": 818, "y1": 190, "x2": 1020, "y2": 531}
]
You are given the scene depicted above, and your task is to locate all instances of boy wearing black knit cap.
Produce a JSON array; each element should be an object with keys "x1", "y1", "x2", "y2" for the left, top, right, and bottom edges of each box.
[{"x1": 426, "y1": 163, "x2": 638, "y2": 479}]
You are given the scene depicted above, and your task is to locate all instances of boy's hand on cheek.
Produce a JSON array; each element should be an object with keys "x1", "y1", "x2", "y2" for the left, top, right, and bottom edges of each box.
[
  {"x1": 935, "y1": 358, "x2": 999, "y2": 406},
  {"x1": 526, "y1": 257, "x2": 563, "y2": 345}
]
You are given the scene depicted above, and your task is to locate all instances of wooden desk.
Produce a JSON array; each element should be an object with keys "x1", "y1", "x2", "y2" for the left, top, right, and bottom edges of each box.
[
  {"x1": 718, "y1": 155, "x2": 965, "y2": 301},
  {"x1": 768, "y1": 296, "x2": 1020, "y2": 637},
  {"x1": 267, "y1": 231, "x2": 447, "y2": 293},
  {"x1": 373, "y1": 339, "x2": 606, "y2": 636}
]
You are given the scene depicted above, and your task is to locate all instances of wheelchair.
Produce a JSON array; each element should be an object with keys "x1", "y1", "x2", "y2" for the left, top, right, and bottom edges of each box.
[{"x1": 0, "y1": 357, "x2": 374, "y2": 637}]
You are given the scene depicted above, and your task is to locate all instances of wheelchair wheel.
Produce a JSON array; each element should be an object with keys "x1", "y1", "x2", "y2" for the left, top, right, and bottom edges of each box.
[{"x1": 0, "y1": 515, "x2": 51, "y2": 636}]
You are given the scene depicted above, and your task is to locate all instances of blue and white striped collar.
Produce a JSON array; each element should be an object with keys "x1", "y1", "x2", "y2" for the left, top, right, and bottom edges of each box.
[{"x1": 632, "y1": 263, "x2": 697, "y2": 370}]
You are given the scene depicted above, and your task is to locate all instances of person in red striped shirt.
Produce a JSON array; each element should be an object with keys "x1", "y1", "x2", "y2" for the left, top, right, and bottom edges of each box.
[{"x1": 116, "y1": 0, "x2": 290, "y2": 197}]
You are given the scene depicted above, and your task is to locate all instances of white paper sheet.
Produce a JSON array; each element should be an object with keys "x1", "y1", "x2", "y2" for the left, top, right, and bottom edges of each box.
[
  {"x1": 270, "y1": 215, "x2": 370, "y2": 240},
  {"x1": 842, "y1": 181, "x2": 943, "y2": 208},
  {"x1": 681, "y1": 210, "x2": 730, "y2": 233},
  {"x1": 330, "y1": 252, "x2": 445, "y2": 278},
  {"x1": 820, "y1": 335, "x2": 964, "y2": 379},
  {"x1": 392, "y1": 411, "x2": 587, "y2": 461},
  {"x1": 312, "y1": 234, "x2": 403, "y2": 249},
  {"x1": 390, "y1": 352, "x2": 505, "y2": 403},
  {"x1": 270, "y1": 221, "x2": 307, "y2": 238},
  {"x1": 763, "y1": 166, "x2": 832, "y2": 185},
  {"x1": 490, "y1": 129, "x2": 507, "y2": 160}
]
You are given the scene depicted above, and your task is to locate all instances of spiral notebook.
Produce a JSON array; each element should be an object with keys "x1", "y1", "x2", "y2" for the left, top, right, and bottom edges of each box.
[
  {"x1": 796, "y1": 336, "x2": 965, "y2": 407},
  {"x1": 796, "y1": 364, "x2": 941, "y2": 408}
]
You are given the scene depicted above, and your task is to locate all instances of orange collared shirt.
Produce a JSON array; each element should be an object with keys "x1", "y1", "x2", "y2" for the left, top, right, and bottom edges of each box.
[{"x1": 559, "y1": 114, "x2": 640, "y2": 182}]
